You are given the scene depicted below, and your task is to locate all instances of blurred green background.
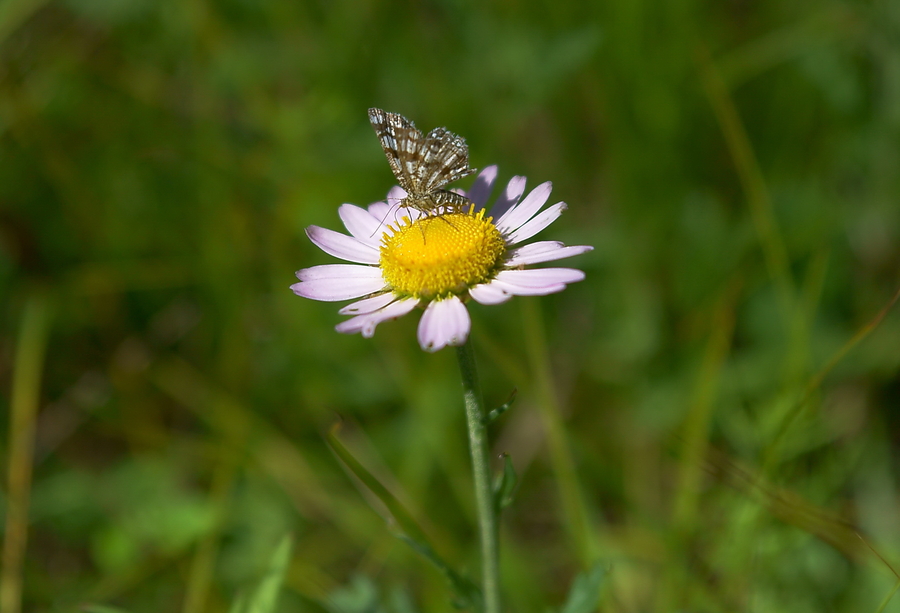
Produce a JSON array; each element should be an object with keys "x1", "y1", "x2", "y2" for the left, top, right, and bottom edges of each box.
[{"x1": 2, "y1": 0, "x2": 900, "y2": 611}]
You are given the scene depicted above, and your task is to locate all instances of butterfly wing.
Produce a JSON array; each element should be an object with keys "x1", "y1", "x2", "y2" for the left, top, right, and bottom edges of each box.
[
  {"x1": 368, "y1": 108, "x2": 423, "y2": 194},
  {"x1": 417, "y1": 127, "x2": 476, "y2": 193}
]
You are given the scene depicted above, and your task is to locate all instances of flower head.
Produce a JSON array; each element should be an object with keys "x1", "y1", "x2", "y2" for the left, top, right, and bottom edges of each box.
[{"x1": 291, "y1": 166, "x2": 592, "y2": 352}]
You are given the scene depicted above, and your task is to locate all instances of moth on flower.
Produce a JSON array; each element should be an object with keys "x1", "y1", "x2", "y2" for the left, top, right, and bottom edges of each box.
[
  {"x1": 292, "y1": 109, "x2": 592, "y2": 352},
  {"x1": 368, "y1": 108, "x2": 475, "y2": 216}
]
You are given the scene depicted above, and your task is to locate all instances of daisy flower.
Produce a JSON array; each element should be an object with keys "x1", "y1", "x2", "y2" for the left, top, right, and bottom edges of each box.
[{"x1": 291, "y1": 166, "x2": 592, "y2": 352}]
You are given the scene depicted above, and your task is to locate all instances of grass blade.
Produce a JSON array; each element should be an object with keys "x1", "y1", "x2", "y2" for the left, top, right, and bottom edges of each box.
[
  {"x1": 327, "y1": 425, "x2": 481, "y2": 610},
  {"x1": 1, "y1": 292, "x2": 51, "y2": 613},
  {"x1": 560, "y1": 562, "x2": 606, "y2": 613},
  {"x1": 229, "y1": 534, "x2": 293, "y2": 613}
]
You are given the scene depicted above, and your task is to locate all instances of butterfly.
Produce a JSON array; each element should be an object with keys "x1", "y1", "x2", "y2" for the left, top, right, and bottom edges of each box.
[{"x1": 368, "y1": 108, "x2": 476, "y2": 216}]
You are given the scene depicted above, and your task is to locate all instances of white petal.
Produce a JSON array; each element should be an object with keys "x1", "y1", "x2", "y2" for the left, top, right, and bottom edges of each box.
[
  {"x1": 486, "y1": 268, "x2": 585, "y2": 297},
  {"x1": 335, "y1": 297, "x2": 419, "y2": 337},
  {"x1": 495, "y1": 268, "x2": 586, "y2": 287},
  {"x1": 306, "y1": 226, "x2": 380, "y2": 264},
  {"x1": 339, "y1": 292, "x2": 397, "y2": 315},
  {"x1": 338, "y1": 204, "x2": 385, "y2": 247},
  {"x1": 469, "y1": 283, "x2": 514, "y2": 305},
  {"x1": 386, "y1": 185, "x2": 407, "y2": 206},
  {"x1": 291, "y1": 265, "x2": 386, "y2": 301},
  {"x1": 489, "y1": 175, "x2": 526, "y2": 220},
  {"x1": 489, "y1": 279, "x2": 566, "y2": 296},
  {"x1": 367, "y1": 201, "x2": 392, "y2": 221},
  {"x1": 505, "y1": 202, "x2": 567, "y2": 245},
  {"x1": 505, "y1": 242, "x2": 594, "y2": 266},
  {"x1": 495, "y1": 182, "x2": 553, "y2": 233},
  {"x1": 417, "y1": 296, "x2": 471, "y2": 352},
  {"x1": 295, "y1": 264, "x2": 380, "y2": 281},
  {"x1": 467, "y1": 165, "x2": 498, "y2": 210}
]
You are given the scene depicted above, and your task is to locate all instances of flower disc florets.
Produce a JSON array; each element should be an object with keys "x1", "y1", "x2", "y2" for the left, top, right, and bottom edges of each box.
[{"x1": 379, "y1": 207, "x2": 506, "y2": 300}]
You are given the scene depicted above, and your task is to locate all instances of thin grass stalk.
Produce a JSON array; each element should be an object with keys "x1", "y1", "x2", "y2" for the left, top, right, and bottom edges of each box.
[
  {"x1": 1, "y1": 293, "x2": 51, "y2": 613},
  {"x1": 456, "y1": 340, "x2": 500, "y2": 613}
]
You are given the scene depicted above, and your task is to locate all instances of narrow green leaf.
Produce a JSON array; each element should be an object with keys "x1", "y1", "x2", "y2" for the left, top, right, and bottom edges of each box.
[
  {"x1": 485, "y1": 389, "x2": 517, "y2": 425},
  {"x1": 326, "y1": 425, "x2": 429, "y2": 544},
  {"x1": 81, "y1": 606, "x2": 133, "y2": 613},
  {"x1": 229, "y1": 534, "x2": 293, "y2": 613},
  {"x1": 873, "y1": 577, "x2": 900, "y2": 613},
  {"x1": 492, "y1": 453, "x2": 518, "y2": 513},
  {"x1": 395, "y1": 534, "x2": 482, "y2": 610},
  {"x1": 560, "y1": 563, "x2": 606, "y2": 613},
  {"x1": 327, "y1": 425, "x2": 481, "y2": 610}
]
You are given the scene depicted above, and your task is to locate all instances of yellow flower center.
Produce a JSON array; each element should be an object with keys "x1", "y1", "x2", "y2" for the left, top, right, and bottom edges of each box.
[{"x1": 380, "y1": 208, "x2": 506, "y2": 300}]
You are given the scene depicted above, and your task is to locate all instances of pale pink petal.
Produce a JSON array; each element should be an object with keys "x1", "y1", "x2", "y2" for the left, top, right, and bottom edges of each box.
[
  {"x1": 339, "y1": 292, "x2": 397, "y2": 315},
  {"x1": 367, "y1": 201, "x2": 392, "y2": 221},
  {"x1": 368, "y1": 187, "x2": 414, "y2": 229},
  {"x1": 467, "y1": 165, "x2": 498, "y2": 210},
  {"x1": 335, "y1": 297, "x2": 419, "y2": 337},
  {"x1": 505, "y1": 202, "x2": 567, "y2": 245},
  {"x1": 495, "y1": 268, "x2": 586, "y2": 287},
  {"x1": 506, "y1": 242, "x2": 594, "y2": 266},
  {"x1": 495, "y1": 182, "x2": 553, "y2": 233},
  {"x1": 417, "y1": 296, "x2": 471, "y2": 352},
  {"x1": 469, "y1": 283, "x2": 514, "y2": 305},
  {"x1": 488, "y1": 268, "x2": 585, "y2": 297},
  {"x1": 291, "y1": 265, "x2": 386, "y2": 301},
  {"x1": 489, "y1": 279, "x2": 566, "y2": 296},
  {"x1": 294, "y1": 264, "x2": 379, "y2": 281},
  {"x1": 306, "y1": 226, "x2": 380, "y2": 264},
  {"x1": 338, "y1": 204, "x2": 384, "y2": 247},
  {"x1": 488, "y1": 176, "x2": 526, "y2": 220},
  {"x1": 386, "y1": 185, "x2": 407, "y2": 206}
]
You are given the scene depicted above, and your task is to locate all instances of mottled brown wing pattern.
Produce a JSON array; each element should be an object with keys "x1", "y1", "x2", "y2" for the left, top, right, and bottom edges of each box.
[
  {"x1": 367, "y1": 108, "x2": 422, "y2": 193},
  {"x1": 417, "y1": 127, "x2": 476, "y2": 193},
  {"x1": 368, "y1": 108, "x2": 475, "y2": 215}
]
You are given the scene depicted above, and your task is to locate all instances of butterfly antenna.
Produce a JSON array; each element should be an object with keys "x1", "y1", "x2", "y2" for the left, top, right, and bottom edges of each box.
[{"x1": 369, "y1": 195, "x2": 404, "y2": 238}]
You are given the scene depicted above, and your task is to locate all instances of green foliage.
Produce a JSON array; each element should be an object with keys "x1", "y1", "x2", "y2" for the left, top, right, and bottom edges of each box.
[
  {"x1": 559, "y1": 563, "x2": 606, "y2": 613},
  {"x1": 327, "y1": 426, "x2": 481, "y2": 610},
  {"x1": 321, "y1": 577, "x2": 423, "y2": 613},
  {"x1": 229, "y1": 535, "x2": 293, "y2": 613},
  {"x1": 485, "y1": 389, "x2": 516, "y2": 425},
  {"x1": 493, "y1": 454, "x2": 518, "y2": 514},
  {"x1": 2, "y1": 0, "x2": 900, "y2": 611},
  {"x1": 325, "y1": 576, "x2": 383, "y2": 613}
]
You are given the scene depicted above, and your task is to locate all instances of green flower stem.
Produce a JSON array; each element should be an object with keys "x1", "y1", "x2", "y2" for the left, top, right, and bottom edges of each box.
[{"x1": 456, "y1": 339, "x2": 500, "y2": 613}]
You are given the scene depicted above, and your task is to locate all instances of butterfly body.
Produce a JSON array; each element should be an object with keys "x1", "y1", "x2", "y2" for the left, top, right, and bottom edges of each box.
[{"x1": 368, "y1": 108, "x2": 476, "y2": 216}]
